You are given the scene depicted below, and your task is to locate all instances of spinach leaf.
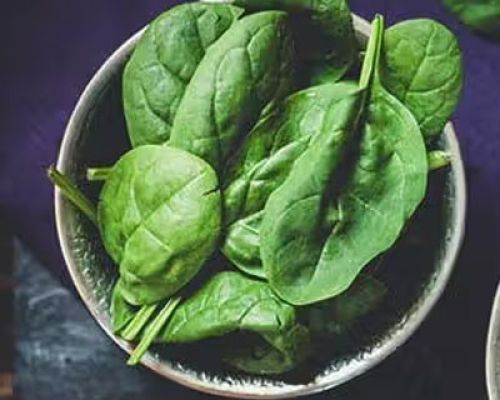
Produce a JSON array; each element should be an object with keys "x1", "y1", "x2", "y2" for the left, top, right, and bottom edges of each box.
[
  {"x1": 303, "y1": 274, "x2": 387, "y2": 336},
  {"x1": 222, "y1": 81, "x2": 359, "y2": 278},
  {"x1": 233, "y1": 0, "x2": 357, "y2": 84},
  {"x1": 261, "y1": 16, "x2": 428, "y2": 305},
  {"x1": 381, "y1": 19, "x2": 463, "y2": 139},
  {"x1": 123, "y1": 3, "x2": 244, "y2": 147},
  {"x1": 443, "y1": 0, "x2": 500, "y2": 40},
  {"x1": 110, "y1": 280, "x2": 138, "y2": 334},
  {"x1": 259, "y1": 86, "x2": 368, "y2": 304},
  {"x1": 223, "y1": 81, "x2": 359, "y2": 225},
  {"x1": 98, "y1": 145, "x2": 221, "y2": 305},
  {"x1": 223, "y1": 211, "x2": 265, "y2": 278},
  {"x1": 161, "y1": 271, "x2": 296, "y2": 341},
  {"x1": 169, "y1": 11, "x2": 295, "y2": 173},
  {"x1": 259, "y1": 16, "x2": 382, "y2": 305},
  {"x1": 224, "y1": 323, "x2": 310, "y2": 375},
  {"x1": 159, "y1": 271, "x2": 309, "y2": 374}
]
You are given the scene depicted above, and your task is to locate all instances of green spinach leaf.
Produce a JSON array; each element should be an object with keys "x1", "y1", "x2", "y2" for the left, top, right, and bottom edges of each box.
[
  {"x1": 223, "y1": 211, "x2": 265, "y2": 278},
  {"x1": 159, "y1": 271, "x2": 309, "y2": 374},
  {"x1": 259, "y1": 86, "x2": 367, "y2": 304},
  {"x1": 233, "y1": 0, "x2": 357, "y2": 84},
  {"x1": 110, "y1": 280, "x2": 138, "y2": 334},
  {"x1": 224, "y1": 323, "x2": 310, "y2": 375},
  {"x1": 303, "y1": 274, "x2": 387, "y2": 336},
  {"x1": 161, "y1": 271, "x2": 296, "y2": 341},
  {"x1": 98, "y1": 145, "x2": 221, "y2": 305},
  {"x1": 222, "y1": 81, "x2": 359, "y2": 278},
  {"x1": 261, "y1": 16, "x2": 428, "y2": 305},
  {"x1": 169, "y1": 11, "x2": 295, "y2": 173},
  {"x1": 259, "y1": 16, "x2": 382, "y2": 304},
  {"x1": 381, "y1": 19, "x2": 463, "y2": 139},
  {"x1": 123, "y1": 3, "x2": 244, "y2": 147},
  {"x1": 443, "y1": 0, "x2": 500, "y2": 40}
]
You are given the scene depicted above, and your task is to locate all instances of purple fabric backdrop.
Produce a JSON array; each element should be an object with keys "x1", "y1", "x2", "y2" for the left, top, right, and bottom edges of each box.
[{"x1": 2, "y1": 0, "x2": 500, "y2": 398}]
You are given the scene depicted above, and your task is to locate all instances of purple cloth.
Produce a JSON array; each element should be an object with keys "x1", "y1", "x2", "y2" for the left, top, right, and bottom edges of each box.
[
  {"x1": 0, "y1": 0, "x2": 178, "y2": 280},
  {"x1": 2, "y1": 0, "x2": 499, "y2": 398}
]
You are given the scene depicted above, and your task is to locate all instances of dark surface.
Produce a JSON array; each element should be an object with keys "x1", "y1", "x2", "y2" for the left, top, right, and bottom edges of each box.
[
  {"x1": 14, "y1": 241, "x2": 193, "y2": 400},
  {"x1": 2, "y1": 0, "x2": 499, "y2": 399}
]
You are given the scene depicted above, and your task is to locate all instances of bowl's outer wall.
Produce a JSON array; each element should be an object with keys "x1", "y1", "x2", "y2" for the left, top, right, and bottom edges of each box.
[
  {"x1": 55, "y1": 15, "x2": 466, "y2": 399},
  {"x1": 487, "y1": 285, "x2": 500, "y2": 400}
]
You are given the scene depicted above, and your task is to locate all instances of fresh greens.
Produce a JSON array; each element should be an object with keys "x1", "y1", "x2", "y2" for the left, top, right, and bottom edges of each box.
[
  {"x1": 224, "y1": 323, "x2": 310, "y2": 375},
  {"x1": 123, "y1": 3, "x2": 244, "y2": 147},
  {"x1": 260, "y1": 15, "x2": 383, "y2": 304},
  {"x1": 233, "y1": 0, "x2": 357, "y2": 84},
  {"x1": 159, "y1": 271, "x2": 310, "y2": 374},
  {"x1": 304, "y1": 274, "x2": 387, "y2": 336},
  {"x1": 223, "y1": 211, "x2": 265, "y2": 278},
  {"x1": 98, "y1": 145, "x2": 221, "y2": 305},
  {"x1": 110, "y1": 280, "x2": 139, "y2": 335},
  {"x1": 260, "y1": 16, "x2": 428, "y2": 305},
  {"x1": 161, "y1": 271, "x2": 296, "y2": 342},
  {"x1": 169, "y1": 11, "x2": 295, "y2": 173},
  {"x1": 222, "y1": 81, "x2": 359, "y2": 277},
  {"x1": 50, "y1": 2, "x2": 464, "y2": 376},
  {"x1": 443, "y1": 0, "x2": 500, "y2": 40},
  {"x1": 380, "y1": 19, "x2": 463, "y2": 139}
]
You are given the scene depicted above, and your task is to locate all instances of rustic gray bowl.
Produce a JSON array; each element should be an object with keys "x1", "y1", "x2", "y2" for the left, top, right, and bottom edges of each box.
[
  {"x1": 487, "y1": 285, "x2": 500, "y2": 399},
  {"x1": 54, "y1": 14, "x2": 466, "y2": 399}
]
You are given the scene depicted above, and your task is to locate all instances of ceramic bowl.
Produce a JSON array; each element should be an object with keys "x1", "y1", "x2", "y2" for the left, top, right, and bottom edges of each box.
[
  {"x1": 54, "y1": 13, "x2": 466, "y2": 399},
  {"x1": 487, "y1": 285, "x2": 500, "y2": 399}
]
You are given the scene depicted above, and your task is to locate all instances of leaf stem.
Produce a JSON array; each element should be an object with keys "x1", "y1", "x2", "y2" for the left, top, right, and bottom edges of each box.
[
  {"x1": 127, "y1": 297, "x2": 181, "y2": 366},
  {"x1": 120, "y1": 304, "x2": 158, "y2": 341},
  {"x1": 359, "y1": 14, "x2": 384, "y2": 90},
  {"x1": 47, "y1": 165, "x2": 98, "y2": 226},
  {"x1": 428, "y1": 150, "x2": 451, "y2": 171},
  {"x1": 87, "y1": 167, "x2": 112, "y2": 182}
]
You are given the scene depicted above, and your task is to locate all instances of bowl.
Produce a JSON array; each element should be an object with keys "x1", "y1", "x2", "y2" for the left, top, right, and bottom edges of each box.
[
  {"x1": 487, "y1": 285, "x2": 500, "y2": 399},
  {"x1": 54, "y1": 13, "x2": 466, "y2": 399}
]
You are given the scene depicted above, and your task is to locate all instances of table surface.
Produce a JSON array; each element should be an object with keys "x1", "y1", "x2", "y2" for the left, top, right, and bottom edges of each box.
[{"x1": 2, "y1": 0, "x2": 500, "y2": 399}]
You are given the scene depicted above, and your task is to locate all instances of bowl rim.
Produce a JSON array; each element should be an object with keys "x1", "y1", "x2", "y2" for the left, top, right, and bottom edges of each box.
[
  {"x1": 55, "y1": 13, "x2": 467, "y2": 399},
  {"x1": 487, "y1": 285, "x2": 500, "y2": 399}
]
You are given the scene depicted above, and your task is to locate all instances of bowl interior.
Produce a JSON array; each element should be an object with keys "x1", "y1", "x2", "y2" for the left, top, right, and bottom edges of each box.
[{"x1": 55, "y1": 16, "x2": 465, "y2": 399}]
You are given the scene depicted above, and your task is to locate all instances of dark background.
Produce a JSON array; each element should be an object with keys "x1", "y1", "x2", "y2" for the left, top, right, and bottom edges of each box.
[{"x1": 1, "y1": 0, "x2": 500, "y2": 399}]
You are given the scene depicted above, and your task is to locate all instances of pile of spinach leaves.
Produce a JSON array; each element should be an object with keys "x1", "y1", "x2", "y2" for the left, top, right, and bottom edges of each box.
[{"x1": 49, "y1": 0, "x2": 463, "y2": 375}]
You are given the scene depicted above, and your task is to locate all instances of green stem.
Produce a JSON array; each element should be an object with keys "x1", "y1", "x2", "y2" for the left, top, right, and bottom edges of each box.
[
  {"x1": 359, "y1": 14, "x2": 384, "y2": 90},
  {"x1": 428, "y1": 150, "x2": 451, "y2": 171},
  {"x1": 121, "y1": 304, "x2": 158, "y2": 341},
  {"x1": 127, "y1": 297, "x2": 182, "y2": 366},
  {"x1": 47, "y1": 165, "x2": 98, "y2": 226},
  {"x1": 87, "y1": 167, "x2": 112, "y2": 181}
]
